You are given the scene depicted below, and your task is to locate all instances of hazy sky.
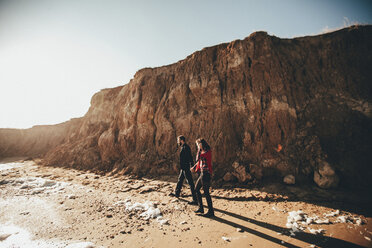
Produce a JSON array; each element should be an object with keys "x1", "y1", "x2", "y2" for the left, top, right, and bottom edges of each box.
[{"x1": 0, "y1": 0, "x2": 371, "y2": 128}]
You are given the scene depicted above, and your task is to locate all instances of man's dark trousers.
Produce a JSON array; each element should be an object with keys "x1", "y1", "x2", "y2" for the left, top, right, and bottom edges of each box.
[
  {"x1": 175, "y1": 168, "x2": 197, "y2": 202},
  {"x1": 175, "y1": 143, "x2": 197, "y2": 202}
]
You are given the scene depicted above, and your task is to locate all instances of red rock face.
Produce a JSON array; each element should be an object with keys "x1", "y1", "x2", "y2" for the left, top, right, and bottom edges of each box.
[{"x1": 1, "y1": 26, "x2": 371, "y2": 189}]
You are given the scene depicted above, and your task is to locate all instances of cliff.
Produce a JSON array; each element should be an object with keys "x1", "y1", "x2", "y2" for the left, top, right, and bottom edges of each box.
[
  {"x1": 0, "y1": 118, "x2": 82, "y2": 159},
  {"x1": 1, "y1": 25, "x2": 371, "y2": 189}
]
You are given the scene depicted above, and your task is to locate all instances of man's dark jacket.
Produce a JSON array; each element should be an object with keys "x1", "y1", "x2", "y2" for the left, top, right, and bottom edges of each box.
[{"x1": 180, "y1": 143, "x2": 194, "y2": 170}]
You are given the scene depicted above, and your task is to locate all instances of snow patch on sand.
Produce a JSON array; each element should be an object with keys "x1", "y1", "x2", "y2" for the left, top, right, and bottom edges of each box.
[
  {"x1": 286, "y1": 210, "x2": 306, "y2": 233},
  {"x1": 222, "y1": 236, "x2": 231, "y2": 242},
  {"x1": 66, "y1": 242, "x2": 102, "y2": 248},
  {"x1": 324, "y1": 210, "x2": 340, "y2": 217},
  {"x1": 286, "y1": 209, "x2": 366, "y2": 236},
  {"x1": 8, "y1": 177, "x2": 69, "y2": 195},
  {"x1": 122, "y1": 199, "x2": 169, "y2": 225},
  {"x1": 0, "y1": 162, "x2": 23, "y2": 172},
  {"x1": 336, "y1": 215, "x2": 364, "y2": 225},
  {"x1": 307, "y1": 227, "x2": 325, "y2": 235},
  {"x1": 286, "y1": 211, "x2": 329, "y2": 235}
]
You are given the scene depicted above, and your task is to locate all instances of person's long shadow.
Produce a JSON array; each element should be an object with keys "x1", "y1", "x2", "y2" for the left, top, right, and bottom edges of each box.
[
  {"x1": 212, "y1": 194, "x2": 288, "y2": 202},
  {"x1": 214, "y1": 207, "x2": 364, "y2": 248},
  {"x1": 212, "y1": 215, "x2": 301, "y2": 248},
  {"x1": 178, "y1": 198, "x2": 364, "y2": 248}
]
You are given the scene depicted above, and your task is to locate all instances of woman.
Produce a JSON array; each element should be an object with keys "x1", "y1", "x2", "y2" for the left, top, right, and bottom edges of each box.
[{"x1": 191, "y1": 138, "x2": 214, "y2": 217}]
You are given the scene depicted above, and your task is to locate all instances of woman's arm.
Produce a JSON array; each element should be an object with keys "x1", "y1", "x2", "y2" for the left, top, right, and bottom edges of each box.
[{"x1": 190, "y1": 162, "x2": 198, "y2": 172}]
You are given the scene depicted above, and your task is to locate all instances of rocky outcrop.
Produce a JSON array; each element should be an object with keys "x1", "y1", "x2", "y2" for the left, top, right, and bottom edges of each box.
[
  {"x1": 0, "y1": 25, "x2": 371, "y2": 190},
  {"x1": 231, "y1": 162, "x2": 252, "y2": 183},
  {"x1": 283, "y1": 174, "x2": 295, "y2": 185},
  {"x1": 314, "y1": 161, "x2": 339, "y2": 189}
]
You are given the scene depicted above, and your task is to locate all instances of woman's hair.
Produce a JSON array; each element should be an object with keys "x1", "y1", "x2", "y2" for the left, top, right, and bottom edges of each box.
[{"x1": 196, "y1": 138, "x2": 211, "y2": 151}]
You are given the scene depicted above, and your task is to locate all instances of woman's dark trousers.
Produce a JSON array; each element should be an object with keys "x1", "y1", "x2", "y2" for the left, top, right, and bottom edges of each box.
[{"x1": 195, "y1": 172, "x2": 214, "y2": 213}]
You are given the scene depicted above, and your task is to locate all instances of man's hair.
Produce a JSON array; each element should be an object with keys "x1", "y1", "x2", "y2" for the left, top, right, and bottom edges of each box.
[{"x1": 178, "y1": 135, "x2": 186, "y2": 142}]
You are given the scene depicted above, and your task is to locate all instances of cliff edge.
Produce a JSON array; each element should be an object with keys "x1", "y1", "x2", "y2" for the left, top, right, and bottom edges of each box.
[{"x1": 1, "y1": 25, "x2": 371, "y2": 190}]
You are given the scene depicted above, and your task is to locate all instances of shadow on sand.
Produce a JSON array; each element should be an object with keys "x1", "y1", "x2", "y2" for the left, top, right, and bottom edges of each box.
[{"x1": 178, "y1": 198, "x2": 364, "y2": 248}]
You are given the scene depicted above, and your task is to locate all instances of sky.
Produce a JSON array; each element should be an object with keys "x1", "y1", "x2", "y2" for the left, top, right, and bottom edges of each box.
[{"x1": 0, "y1": 0, "x2": 371, "y2": 129}]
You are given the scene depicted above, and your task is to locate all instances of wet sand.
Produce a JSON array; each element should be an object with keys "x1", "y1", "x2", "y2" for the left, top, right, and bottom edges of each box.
[{"x1": 0, "y1": 158, "x2": 371, "y2": 248}]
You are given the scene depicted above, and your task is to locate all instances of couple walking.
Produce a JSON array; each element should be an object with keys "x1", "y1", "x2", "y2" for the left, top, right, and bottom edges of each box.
[{"x1": 170, "y1": 135, "x2": 214, "y2": 218}]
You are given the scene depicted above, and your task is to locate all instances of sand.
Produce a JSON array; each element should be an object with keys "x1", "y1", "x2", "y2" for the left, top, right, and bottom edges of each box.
[{"x1": 0, "y1": 158, "x2": 371, "y2": 248}]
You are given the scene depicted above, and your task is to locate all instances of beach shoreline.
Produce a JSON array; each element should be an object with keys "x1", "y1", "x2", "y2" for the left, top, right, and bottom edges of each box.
[{"x1": 0, "y1": 158, "x2": 371, "y2": 247}]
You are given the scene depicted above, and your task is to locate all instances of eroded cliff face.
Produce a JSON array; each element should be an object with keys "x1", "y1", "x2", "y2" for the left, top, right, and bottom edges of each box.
[{"x1": 1, "y1": 26, "x2": 371, "y2": 189}]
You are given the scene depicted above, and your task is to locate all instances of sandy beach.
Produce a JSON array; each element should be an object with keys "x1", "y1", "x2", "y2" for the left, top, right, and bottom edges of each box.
[{"x1": 1, "y1": 158, "x2": 371, "y2": 248}]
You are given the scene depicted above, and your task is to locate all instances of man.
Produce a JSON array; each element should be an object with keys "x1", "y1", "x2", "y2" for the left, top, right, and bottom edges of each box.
[{"x1": 170, "y1": 135, "x2": 198, "y2": 205}]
